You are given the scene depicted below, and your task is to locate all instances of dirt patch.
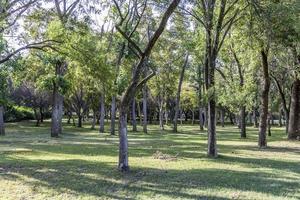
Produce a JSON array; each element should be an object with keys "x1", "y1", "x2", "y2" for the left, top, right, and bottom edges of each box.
[{"x1": 152, "y1": 151, "x2": 178, "y2": 161}]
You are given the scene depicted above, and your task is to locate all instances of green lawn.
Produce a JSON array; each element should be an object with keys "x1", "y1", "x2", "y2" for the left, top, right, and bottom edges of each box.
[{"x1": 0, "y1": 121, "x2": 299, "y2": 200}]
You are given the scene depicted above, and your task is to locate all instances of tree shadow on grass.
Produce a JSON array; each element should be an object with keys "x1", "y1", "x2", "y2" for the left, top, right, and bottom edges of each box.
[{"x1": 0, "y1": 155, "x2": 299, "y2": 200}]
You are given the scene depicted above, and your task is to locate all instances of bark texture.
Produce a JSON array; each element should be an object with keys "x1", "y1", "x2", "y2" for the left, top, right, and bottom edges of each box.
[
  {"x1": 99, "y1": 93, "x2": 105, "y2": 133},
  {"x1": 110, "y1": 96, "x2": 116, "y2": 135},
  {"x1": 132, "y1": 98, "x2": 137, "y2": 132},
  {"x1": 0, "y1": 106, "x2": 5, "y2": 136},
  {"x1": 258, "y1": 49, "x2": 270, "y2": 148},
  {"x1": 288, "y1": 79, "x2": 300, "y2": 139}
]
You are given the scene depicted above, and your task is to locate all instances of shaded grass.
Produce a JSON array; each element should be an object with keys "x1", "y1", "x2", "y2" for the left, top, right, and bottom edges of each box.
[{"x1": 0, "y1": 120, "x2": 299, "y2": 200}]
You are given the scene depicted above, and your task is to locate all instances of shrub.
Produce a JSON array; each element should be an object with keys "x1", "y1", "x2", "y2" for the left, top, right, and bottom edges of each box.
[{"x1": 4, "y1": 105, "x2": 34, "y2": 122}]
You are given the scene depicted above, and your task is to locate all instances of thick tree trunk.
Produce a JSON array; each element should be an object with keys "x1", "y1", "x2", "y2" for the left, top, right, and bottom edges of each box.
[
  {"x1": 110, "y1": 96, "x2": 116, "y2": 135},
  {"x1": 288, "y1": 79, "x2": 300, "y2": 139},
  {"x1": 173, "y1": 54, "x2": 188, "y2": 133},
  {"x1": 0, "y1": 106, "x2": 5, "y2": 136},
  {"x1": 118, "y1": 107, "x2": 129, "y2": 171},
  {"x1": 51, "y1": 87, "x2": 63, "y2": 137},
  {"x1": 207, "y1": 99, "x2": 217, "y2": 157},
  {"x1": 142, "y1": 85, "x2": 147, "y2": 134},
  {"x1": 51, "y1": 62, "x2": 66, "y2": 137},
  {"x1": 132, "y1": 98, "x2": 137, "y2": 132},
  {"x1": 99, "y1": 93, "x2": 105, "y2": 133},
  {"x1": 240, "y1": 106, "x2": 246, "y2": 138},
  {"x1": 258, "y1": 49, "x2": 270, "y2": 148}
]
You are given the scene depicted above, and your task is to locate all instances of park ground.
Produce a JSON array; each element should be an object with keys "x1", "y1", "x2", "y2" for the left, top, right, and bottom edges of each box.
[{"x1": 0, "y1": 121, "x2": 299, "y2": 200}]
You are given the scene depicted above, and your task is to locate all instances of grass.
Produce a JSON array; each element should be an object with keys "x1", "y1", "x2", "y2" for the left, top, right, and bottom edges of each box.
[{"x1": 0, "y1": 120, "x2": 299, "y2": 200}]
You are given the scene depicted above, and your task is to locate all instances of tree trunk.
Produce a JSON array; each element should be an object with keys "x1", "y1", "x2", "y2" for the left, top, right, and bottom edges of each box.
[
  {"x1": 173, "y1": 53, "x2": 189, "y2": 132},
  {"x1": 137, "y1": 101, "x2": 142, "y2": 126},
  {"x1": 267, "y1": 112, "x2": 271, "y2": 136},
  {"x1": 51, "y1": 87, "x2": 63, "y2": 137},
  {"x1": 288, "y1": 79, "x2": 300, "y2": 139},
  {"x1": 253, "y1": 108, "x2": 258, "y2": 128},
  {"x1": 0, "y1": 106, "x2": 5, "y2": 136},
  {"x1": 165, "y1": 109, "x2": 168, "y2": 125},
  {"x1": 40, "y1": 107, "x2": 44, "y2": 123},
  {"x1": 204, "y1": 106, "x2": 208, "y2": 128},
  {"x1": 240, "y1": 106, "x2": 246, "y2": 138},
  {"x1": 221, "y1": 108, "x2": 225, "y2": 127},
  {"x1": 110, "y1": 96, "x2": 116, "y2": 135},
  {"x1": 278, "y1": 107, "x2": 282, "y2": 127},
  {"x1": 159, "y1": 110, "x2": 164, "y2": 130},
  {"x1": 191, "y1": 110, "x2": 195, "y2": 125},
  {"x1": 34, "y1": 108, "x2": 41, "y2": 127},
  {"x1": 99, "y1": 93, "x2": 105, "y2": 133},
  {"x1": 77, "y1": 114, "x2": 82, "y2": 128},
  {"x1": 91, "y1": 110, "x2": 96, "y2": 130},
  {"x1": 118, "y1": 107, "x2": 129, "y2": 171},
  {"x1": 258, "y1": 49, "x2": 270, "y2": 148},
  {"x1": 142, "y1": 85, "x2": 147, "y2": 134},
  {"x1": 51, "y1": 62, "x2": 66, "y2": 137},
  {"x1": 132, "y1": 98, "x2": 137, "y2": 132}
]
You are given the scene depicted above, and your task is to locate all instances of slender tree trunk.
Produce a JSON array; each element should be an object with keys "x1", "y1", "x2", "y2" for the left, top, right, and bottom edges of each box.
[
  {"x1": 258, "y1": 49, "x2": 270, "y2": 148},
  {"x1": 253, "y1": 108, "x2": 258, "y2": 128},
  {"x1": 240, "y1": 106, "x2": 246, "y2": 138},
  {"x1": 110, "y1": 96, "x2": 116, "y2": 135},
  {"x1": 132, "y1": 98, "x2": 137, "y2": 132},
  {"x1": 165, "y1": 109, "x2": 168, "y2": 125},
  {"x1": 40, "y1": 107, "x2": 44, "y2": 123},
  {"x1": 34, "y1": 108, "x2": 41, "y2": 127},
  {"x1": 267, "y1": 112, "x2": 271, "y2": 136},
  {"x1": 99, "y1": 93, "x2": 105, "y2": 133},
  {"x1": 173, "y1": 54, "x2": 189, "y2": 132},
  {"x1": 0, "y1": 106, "x2": 5, "y2": 136},
  {"x1": 159, "y1": 100, "x2": 164, "y2": 130},
  {"x1": 221, "y1": 108, "x2": 225, "y2": 127},
  {"x1": 278, "y1": 107, "x2": 282, "y2": 127},
  {"x1": 288, "y1": 79, "x2": 300, "y2": 139},
  {"x1": 78, "y1": 114, "x2": 82, "y2": 128},
  {"x1": 142, "y1": 85, "x2": 147, "y2": 134},
  {"x1": 204, "y1": 106, "x2": 208, "y2": 128},
  {"x1": 137, "y1": 101, "x2": 142, "y2": 126},
  {"x1": 91, "y1": 110, "x2": 96, "y2": 130},
  {"x1": 191, "y1": 110, "x2": 195, "y2": 125}
]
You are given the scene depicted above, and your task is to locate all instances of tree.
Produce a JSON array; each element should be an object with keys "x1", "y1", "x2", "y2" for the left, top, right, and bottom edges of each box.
[
  {"x1": 189, "y1": 0, "x2": 243, "y2": 157},
  {"x1": 113, "y1": 0, "x2": 181, "y2": 171}
]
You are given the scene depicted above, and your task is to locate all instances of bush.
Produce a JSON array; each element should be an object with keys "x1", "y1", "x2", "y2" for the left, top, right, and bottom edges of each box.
[{"x1": 4, "y1": 105, "x2": 35, "y2": 122}]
